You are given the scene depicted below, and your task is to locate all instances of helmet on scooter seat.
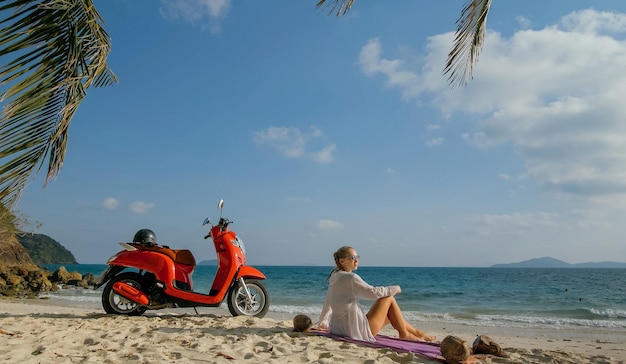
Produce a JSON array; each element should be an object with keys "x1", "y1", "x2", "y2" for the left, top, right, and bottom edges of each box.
[{"x1": 133, "y1": 229, "x2": 157, "y2": 246}]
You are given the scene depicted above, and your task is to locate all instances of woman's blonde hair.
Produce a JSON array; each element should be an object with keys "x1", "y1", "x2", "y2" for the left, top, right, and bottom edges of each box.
[{"x1": 326, "y1": 246, "x2": 353, "y2": 281}]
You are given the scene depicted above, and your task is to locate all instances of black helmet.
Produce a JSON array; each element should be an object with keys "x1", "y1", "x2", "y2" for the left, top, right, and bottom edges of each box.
[{"x1": 133, "y1": 229, "x2": 157, "y2": 245}]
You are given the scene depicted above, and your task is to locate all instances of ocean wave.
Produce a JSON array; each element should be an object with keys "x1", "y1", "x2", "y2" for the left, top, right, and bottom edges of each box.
[
  {"x1": 269, "y1": 304, "x2": 322, "y2": 316},
  {"x1": 243, "y1": 302, "x2": 626, "y2": 330},
  {"x1": 39, "y1": 286, "x2": 101, "y2": 303},
  {"x1": 590, "y1": 308, "x2": 626, "y2": 319},
  {"x1": 396, "y1": 310, "x2": 626, "y2": 330},
  {"x1": 473, "y1": 313, "x2": 626, "y2": 329}
]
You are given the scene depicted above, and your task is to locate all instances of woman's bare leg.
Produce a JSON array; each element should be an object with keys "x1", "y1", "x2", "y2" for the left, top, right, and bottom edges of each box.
[
  {"x1": 366, "y1": 296, "x2": 435, "y2": 341},
  {"x1": 405, "y1": 323, "x2": 435, "y2": 341}
]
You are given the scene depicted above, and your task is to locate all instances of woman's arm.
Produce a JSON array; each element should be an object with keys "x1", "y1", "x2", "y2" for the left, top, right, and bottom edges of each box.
[
  {"x1": 352, "y1": 274, "x2": 401, "y2": 300},
  {"x1": 315, "y1": 291, "x2": 332, "y2": 330}
]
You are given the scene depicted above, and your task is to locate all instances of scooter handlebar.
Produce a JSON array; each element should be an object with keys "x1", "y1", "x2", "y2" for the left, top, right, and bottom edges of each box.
[
  {"x1": 202, "y1": 217, "x2": 233, "y2": 240},
  {"x1": 219, "y1": 217, "x2": 233, "y2": 229}
]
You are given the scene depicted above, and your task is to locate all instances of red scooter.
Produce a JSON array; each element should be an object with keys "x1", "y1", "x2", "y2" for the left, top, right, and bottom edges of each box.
[{"x1": 94, "y1": 199, "x2": 269, "y2": 317}]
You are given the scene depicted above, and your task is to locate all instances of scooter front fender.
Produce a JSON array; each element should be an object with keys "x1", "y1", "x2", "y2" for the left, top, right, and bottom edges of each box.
[
  {"x1": 94, "y1": 265, "x2": 125, "y2": 289},
  {"x1": 236, "y1": 265, "x2": 266, "y2": 280}
]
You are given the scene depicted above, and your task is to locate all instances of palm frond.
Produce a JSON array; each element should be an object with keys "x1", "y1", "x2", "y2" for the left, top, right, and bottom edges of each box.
[
  {"x1": 0, "y1": 0, "x2": 117, "y2": 209},
  {"x1": 315, "y1": 0, "x2": 355, "y2": 17},
  {"x1": 444, "y1": 0, "x2": 492, "y2": 88}
]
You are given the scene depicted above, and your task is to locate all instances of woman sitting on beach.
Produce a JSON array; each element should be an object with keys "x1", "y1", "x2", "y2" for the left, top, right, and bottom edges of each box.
[{"x1": 316, "y1": 246, "x2": 435, "y2": 343}]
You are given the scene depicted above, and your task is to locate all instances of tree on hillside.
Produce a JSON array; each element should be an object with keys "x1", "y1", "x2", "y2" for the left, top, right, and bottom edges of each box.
[
  {"x1": 16, "y1": 233, "x2": 77, "y2": 264},
  {"x1": 1, "y1": 0, "x2": 489, "y2": 209},
  {"x1": 0, "y1": 0, "x2": 116, "y2": 209},
  {"x1": 0, "y1": 204, "x2": 19, "y2": 240},
  {"x1": 0, "y1": 203, "x2": 35, "y2": 265}
]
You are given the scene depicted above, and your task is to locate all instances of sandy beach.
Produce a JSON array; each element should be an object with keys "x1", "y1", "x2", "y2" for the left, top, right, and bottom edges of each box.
[{"x1": 0, "y1": 298, "x2": 625, "y2": 363}]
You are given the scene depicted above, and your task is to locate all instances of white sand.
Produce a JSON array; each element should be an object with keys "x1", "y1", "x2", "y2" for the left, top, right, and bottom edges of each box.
[{"x1": 1, "y1": 298, "x2": 625, "y2": 363}]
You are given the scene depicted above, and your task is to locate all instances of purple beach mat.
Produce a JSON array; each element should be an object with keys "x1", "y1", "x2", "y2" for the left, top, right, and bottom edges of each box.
[{"x1": 312, "y1": 330, "x2": 446, "y2": 362}]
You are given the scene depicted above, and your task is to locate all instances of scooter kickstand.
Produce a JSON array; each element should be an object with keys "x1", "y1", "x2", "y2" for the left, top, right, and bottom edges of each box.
[{"x1": 193, "y1": 307, "x2": 199, "y2": 315}]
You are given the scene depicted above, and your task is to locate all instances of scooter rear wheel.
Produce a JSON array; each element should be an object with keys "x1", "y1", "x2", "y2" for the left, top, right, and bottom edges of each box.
[
  {"x1": 102, "y1": 272, "x2": 148, "y2": 316},
  {"x1": 227, "y1": 279, "x2": 269, "y2": 318}
]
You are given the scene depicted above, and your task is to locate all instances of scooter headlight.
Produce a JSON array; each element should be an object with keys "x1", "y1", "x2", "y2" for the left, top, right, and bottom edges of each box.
[{"x1": 233, "y1": 236, "x2": 246, "y2": 254}]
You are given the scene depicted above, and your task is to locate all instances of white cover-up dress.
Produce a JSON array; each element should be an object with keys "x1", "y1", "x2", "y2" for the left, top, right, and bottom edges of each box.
[{"x1": 317, "y1": 270, "x2": 400, "y2": 342}]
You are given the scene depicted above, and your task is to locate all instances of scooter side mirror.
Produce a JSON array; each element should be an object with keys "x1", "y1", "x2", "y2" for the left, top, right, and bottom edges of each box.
[
  {"x1": 218, "y1": 199, "x2": 224, "y2": 210},
  {"x1": 202, "y1": 217, "x2": 210, "y2": 226}
]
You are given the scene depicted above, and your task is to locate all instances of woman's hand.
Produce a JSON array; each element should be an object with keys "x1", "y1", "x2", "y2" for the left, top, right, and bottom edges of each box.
[
  {"x1": 389, "y1": 285, "x2": 401, "y2": 296},
  {"x1": 313, "y1": 322, "x2": 329, "y2": 331}
]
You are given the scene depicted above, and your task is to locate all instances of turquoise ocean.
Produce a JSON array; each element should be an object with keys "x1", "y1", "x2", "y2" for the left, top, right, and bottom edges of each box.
[{"x1": 41, "y1": 264, "x2": 626, "y2": 331}]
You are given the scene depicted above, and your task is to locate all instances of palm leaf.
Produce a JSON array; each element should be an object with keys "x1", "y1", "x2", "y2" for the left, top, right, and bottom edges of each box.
[
  {"x1": 315, "y1": 0, "x2": 355, "y2": 16},
  {"x1": 0, "y1": 0, "x2": 117, "y2": 209},
  {"x1": 315, "y1": 0, "x2": 492, "y2": 87},
  {"x1": 444, "y1": 0, "x2": 492, "y2": 87}
]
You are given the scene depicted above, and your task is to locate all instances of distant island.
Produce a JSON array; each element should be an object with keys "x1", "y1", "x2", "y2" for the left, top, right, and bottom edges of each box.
[{"x1": 492, "y1": 257, "x2": 626, "y2": 268}]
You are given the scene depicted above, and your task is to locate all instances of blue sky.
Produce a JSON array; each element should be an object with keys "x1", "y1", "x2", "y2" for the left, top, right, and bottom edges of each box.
[{"x1": 11, "y1": 0, "x2": 626, "y2": 266}]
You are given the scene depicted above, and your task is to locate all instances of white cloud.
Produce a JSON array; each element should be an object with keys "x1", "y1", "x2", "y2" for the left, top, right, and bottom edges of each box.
[
  {"x1": 425, "y1": 137, "x2": 444, "y2": 147},
  {"x1": 313, "y1": 144, "x2": 337, "y2": 163},
  {"x1": 426, "y1": 124, "x2": 440, "y2": 131},
  {"x1": 360, "y1": 9, "x2": 626, "y2": 207},
  {"x1": 253, "y1": 126, "x2": 336, "y2": 163},
  {"x1": 560, "y1": 9, "x2": 626, "y2": 34},
  {"x1": 254, "y1": 126, "x2": 306, "y2": 158},
  {"x1": 468, "y1": 212, "x2": 559, "y2": 237},
  {"x1": 129, "y1": 201, "x2": 155, "y2": 214},
  {"x1": 159, "y1": 0, "x2": 230, "y2": 33},
  {"x1": 359, "y1": 38, "x2": 426, "y2": 101},
  {"x1": 567, "y1": 208, "x2": 612, "y2": 229},
  {"x1": 102, "y1": 197, "x2": 119, "y2": 210},
  {"x1": 516, "y1": 16, "x2": 532, "y2": 29},
  {"x1": 310, "y1": 126, "x2": 324, "y2": 138},
  {"x1": 318, "y1": 219, "x2": 344, "y2": 230}
]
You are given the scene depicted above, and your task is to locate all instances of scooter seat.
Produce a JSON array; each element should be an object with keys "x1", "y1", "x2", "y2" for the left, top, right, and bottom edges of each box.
[
  {"x1": 172, "y1": 249, "x2": 196, "y2": 266},
  {"x1": 133, "y1": 244, "x2": 196, "y2": 266}
]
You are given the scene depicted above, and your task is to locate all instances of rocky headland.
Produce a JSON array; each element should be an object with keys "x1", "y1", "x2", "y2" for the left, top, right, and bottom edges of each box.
[{"x1": 0, "y1": 209, "x2": 93, "y2": 297}]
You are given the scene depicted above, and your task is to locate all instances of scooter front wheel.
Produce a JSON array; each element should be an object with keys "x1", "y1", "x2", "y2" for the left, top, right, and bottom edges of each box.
[
  {"x1": 102, "y1": 272, "x2": 148, "y2": 316},
  {"x1": 227, "y1": 279, "x2": 269, "y2": 318}
]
